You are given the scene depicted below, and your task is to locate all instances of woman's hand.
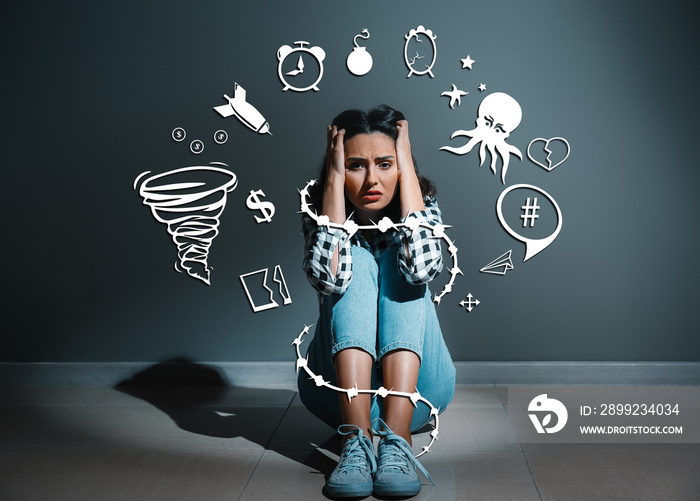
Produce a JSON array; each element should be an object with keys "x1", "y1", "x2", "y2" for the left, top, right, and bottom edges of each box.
[
  {"x1": 395, "y1": 120, "x2": 425, "y2": 217},
  {"x1": 325, "y1": 125, "x2": 346, "y2": 186},
  {"x1": 395, "y1": 120, "x2": 414, "y2": 181}
]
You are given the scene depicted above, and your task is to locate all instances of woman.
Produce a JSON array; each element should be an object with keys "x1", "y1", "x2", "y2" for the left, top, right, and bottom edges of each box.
[{"x1": 299, "y1": 105, "x2": 455, "y2": 498}]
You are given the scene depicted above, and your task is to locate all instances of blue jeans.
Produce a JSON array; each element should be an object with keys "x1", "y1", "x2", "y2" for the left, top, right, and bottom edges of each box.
[{"x1": 298, "y1": 245, "x2": 456, "y2": 432}]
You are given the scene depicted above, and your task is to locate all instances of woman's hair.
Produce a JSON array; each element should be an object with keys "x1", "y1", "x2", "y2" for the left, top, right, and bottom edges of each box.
[{"x1": 309, "y1": 104, "x2": 436, "y2": 220}]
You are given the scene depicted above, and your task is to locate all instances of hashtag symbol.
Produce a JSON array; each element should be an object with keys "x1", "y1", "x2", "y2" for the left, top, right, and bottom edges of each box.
[{"x1": 521, "y1": 197, "x2": 540, "y2": 227}]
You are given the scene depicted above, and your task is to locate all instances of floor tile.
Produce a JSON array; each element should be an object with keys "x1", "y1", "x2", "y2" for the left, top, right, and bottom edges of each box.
[
  {"x1": 60, "y1": 404, "x2": 288, "y2": 451},
  {"x1": 101, "y1": 384, "x2": 296, "y2": 409},
  {"x1": 449, "y1": 385, "x2": 505, "y2": 409},
  {"x1": 520, "y1": 441, "x2": 700, "y2": 452},
  {"x1": 432, "y1": 406, "x2": 521, "y2": 452},
  {"x1": 276, "y1": 393, "x2": 519, "y2": 454},
  {"x1": 239, "y1": 450, "x2": 541, "y2": 501},
  {"x1": 0, "y1": 406, "x2": 88, "y2": 450},
  {"x1": 239, "y1": 449, "x2": 337, "y2": 501},
  {"x1": 0, "y1": 385, "x2": 103, "y2": 406},
  {"x1": 4, "y1": 383, "x2": 700, "y2": 500},
  {"x1": 268, "y1": 402, "x2": 338, "y2": 451},
  {"x1": 0, "y1": 447, "x2": 261, "y2": 501},
  {"x1": 417, "y1": 452, "x2": 541, "y2": 501},
  {"x1": 526, "y1": 450, "x2": 700, "y2": 501},
  {"x1": 1, "y1": 401, "x2": 287, "y2": 453}
]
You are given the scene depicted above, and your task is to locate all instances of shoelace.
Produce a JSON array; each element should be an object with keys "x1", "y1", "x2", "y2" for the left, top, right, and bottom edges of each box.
[
  {"x1": 372, "y1": 418, "x2": 434, "y2": 485},
  {"x1": 336, "y1": 424, "x2": 377, "y2": 474}
]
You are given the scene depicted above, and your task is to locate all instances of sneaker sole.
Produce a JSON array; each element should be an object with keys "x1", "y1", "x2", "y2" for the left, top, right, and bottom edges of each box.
[
  {"x1": 373, "y1": 480, "x2": 421, "y2": 497},
  {"x1": 325, "y1": 482, "x2": 374, "y2": 498}
]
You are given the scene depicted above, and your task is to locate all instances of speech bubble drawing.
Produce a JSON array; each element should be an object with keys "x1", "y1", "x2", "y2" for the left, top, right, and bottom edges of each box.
[{"x1": 496, "y1": 184, "x2": 562, "y2": 261}]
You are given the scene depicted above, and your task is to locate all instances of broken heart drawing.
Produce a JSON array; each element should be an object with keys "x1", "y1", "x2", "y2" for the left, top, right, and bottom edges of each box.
[{"x1": 527, "y1": 137, "x2": 570, "y2": 172}]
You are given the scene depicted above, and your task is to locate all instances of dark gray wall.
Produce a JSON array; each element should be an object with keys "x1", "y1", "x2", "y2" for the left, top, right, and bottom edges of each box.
[{"x1": 3, "y1": 0, "x2": 699, "y2": 362}]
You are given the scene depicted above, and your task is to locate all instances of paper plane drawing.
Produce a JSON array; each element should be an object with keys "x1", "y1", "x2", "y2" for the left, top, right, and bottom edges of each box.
[
  {"x1": 214, "y1": 82, "x2": 271, "y2": 135},
  {"x1": 480, "y1": 250, "x2": 514, "y2": 275}
]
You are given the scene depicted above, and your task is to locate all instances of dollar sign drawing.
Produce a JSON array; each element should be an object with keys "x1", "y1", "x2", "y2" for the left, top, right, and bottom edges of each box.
[{"x1": 246, "y1": 189, "x2": 275, "y2": 223}]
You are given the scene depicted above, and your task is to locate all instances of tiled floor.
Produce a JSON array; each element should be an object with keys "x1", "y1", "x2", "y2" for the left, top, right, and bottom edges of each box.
[{"x1": 1, "y1": 382, "x2": 699, "y2": 500}]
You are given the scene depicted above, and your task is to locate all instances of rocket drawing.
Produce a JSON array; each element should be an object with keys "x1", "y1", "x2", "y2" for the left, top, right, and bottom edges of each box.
[{"x1": 213, "y1": 83, "x2": 271, "y2": 135}]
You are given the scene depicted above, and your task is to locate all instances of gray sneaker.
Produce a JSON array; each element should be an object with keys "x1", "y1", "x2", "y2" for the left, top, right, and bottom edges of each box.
[
  {"x1": 326, "y1": 424, "x2": 377, "y2": 498},
  {"x1": 372, "y1": 418, "x2": 433, "y2": 497}
]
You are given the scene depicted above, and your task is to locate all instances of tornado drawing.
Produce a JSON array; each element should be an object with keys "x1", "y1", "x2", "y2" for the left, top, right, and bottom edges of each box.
[{"x1": 134, "y1": 162, "x2": 238, "y2": 285}]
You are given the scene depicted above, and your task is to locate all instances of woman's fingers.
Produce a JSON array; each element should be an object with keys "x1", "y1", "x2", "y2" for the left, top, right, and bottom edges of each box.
[
  {"x1": 333, "y1": 128, "x2": 345, "y2": 164},
  {"x1": 397, "y1": 121, "x2": 411, "y2": 149},
  {"x1": 326, "y1": 125, "x2": 333, "y2": 150},
  {"x1": 331, "y1": 128, "x2": 345, "y2": 166},
  {"x1": 325, "y1": 125, "x2": 346, "y2": 182}
]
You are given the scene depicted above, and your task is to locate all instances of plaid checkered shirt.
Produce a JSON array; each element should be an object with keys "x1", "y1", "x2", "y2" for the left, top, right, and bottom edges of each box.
[{"x1": 302, "y1": 197, "x2": 444, "y2": 295}]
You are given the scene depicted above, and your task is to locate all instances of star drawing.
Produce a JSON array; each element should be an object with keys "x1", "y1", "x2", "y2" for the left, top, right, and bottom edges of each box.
[
  {"x1": 461, "y1": 55, "x2": 475, "y2": 69},
  {"x1": 441, "y1": 84, "x2": 468, "y2": 109}
]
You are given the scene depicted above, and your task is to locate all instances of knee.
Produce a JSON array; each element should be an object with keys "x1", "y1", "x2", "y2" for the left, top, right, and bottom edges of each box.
[
  {"x1": 377, "y1": 247, "x2": 425, "y2": 302},
  {"x1": 351, "y1": 246, "x2": 377, "y2": 273},
  {"x1": 342, "y1": 246, "x2": 379, "y2": 294}
]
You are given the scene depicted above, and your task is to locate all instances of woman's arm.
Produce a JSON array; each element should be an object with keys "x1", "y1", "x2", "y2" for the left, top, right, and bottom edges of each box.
[
  {"x1": 394, "y1": 121, "x2": 443, "y2": 284},
  {"x1": 395, "y1": 120, "x2": 425, "y2": 218},
  {"x1": 397, "y1": 199, "x2": 444, "y2": 285},
  {"x1": 301, "y1": 210, "x2": 353, "y2": 295},
  {"x1": 301, "y1": 125, "x2": 353, "y2": 295},
  {"x1": 322, "y1": 125, "x2": 347, "y2": 276}
]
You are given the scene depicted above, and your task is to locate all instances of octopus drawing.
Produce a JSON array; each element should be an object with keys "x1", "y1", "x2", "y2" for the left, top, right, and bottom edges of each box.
[{"x1": 440, "y1": 92, "x2": 522, "y2": 184}]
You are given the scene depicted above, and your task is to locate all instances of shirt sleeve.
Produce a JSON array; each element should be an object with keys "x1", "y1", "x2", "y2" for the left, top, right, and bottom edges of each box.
[
  {"x1": 396, "y1": 197, "x2": 444, "y2": 285},
  {"x1": 301, "y1": 212, "x2": 353, "y2": 295}
]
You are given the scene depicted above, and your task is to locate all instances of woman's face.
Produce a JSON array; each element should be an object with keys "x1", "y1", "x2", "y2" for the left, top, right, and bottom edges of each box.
[{"x1": 343, "y1": 132, "x2": 399, "y2": 221}]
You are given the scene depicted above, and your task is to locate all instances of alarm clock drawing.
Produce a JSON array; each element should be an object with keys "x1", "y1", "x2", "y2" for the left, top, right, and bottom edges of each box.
[
  {"x1": 404, "y1": 26, "x2": 437, "y2": 78},
  {"x1": 277, "y1": 41, "x2": 326, "y2": 92}
]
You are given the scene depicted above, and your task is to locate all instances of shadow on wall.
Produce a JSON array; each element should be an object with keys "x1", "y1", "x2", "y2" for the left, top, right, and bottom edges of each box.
[{"x1": 115, "y1": 358, "x2": 340, "y2": 477}]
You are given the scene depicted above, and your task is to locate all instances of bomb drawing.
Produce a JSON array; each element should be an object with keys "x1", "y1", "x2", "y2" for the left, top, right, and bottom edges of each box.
[
  {"x1": 134, "y1": 163, "x2": 238, "y2": 285},
  {"x1": 346, "y1": 29, "x2": 373, "y2": 76}
]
